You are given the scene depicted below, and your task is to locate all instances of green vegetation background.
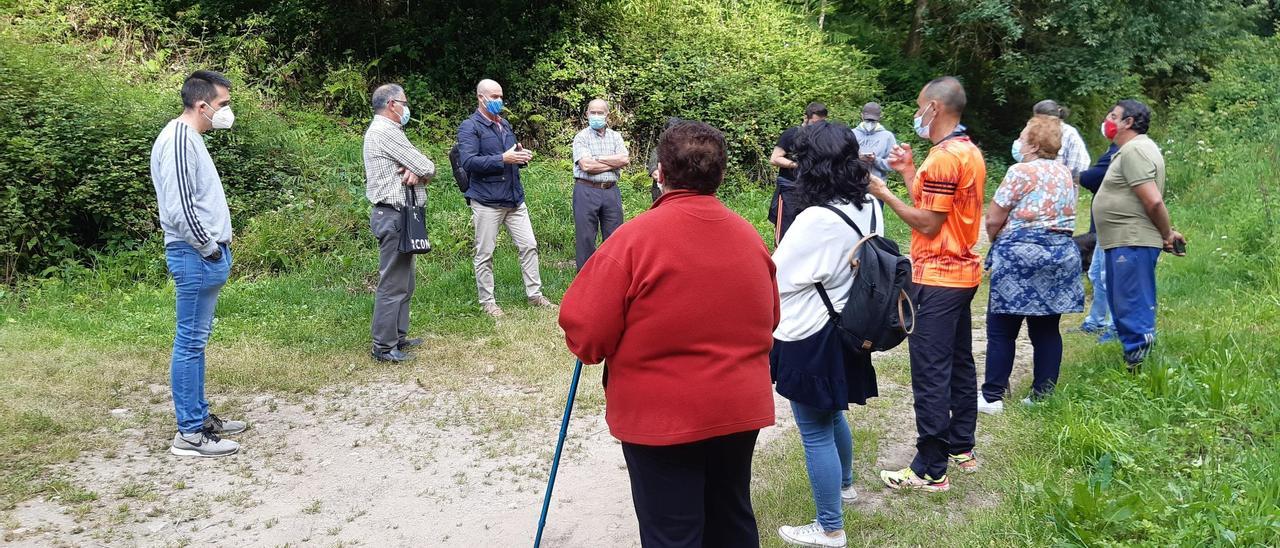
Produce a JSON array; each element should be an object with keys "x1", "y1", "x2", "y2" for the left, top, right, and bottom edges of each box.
[{"x1": 1, "y1": 0, "x2": 1277, "y2": 545}]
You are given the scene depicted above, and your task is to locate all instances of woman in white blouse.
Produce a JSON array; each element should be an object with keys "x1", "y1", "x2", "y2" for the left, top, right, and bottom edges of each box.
[{"x1": 770, "y1": 121, "x2": 885, "y2": 548}]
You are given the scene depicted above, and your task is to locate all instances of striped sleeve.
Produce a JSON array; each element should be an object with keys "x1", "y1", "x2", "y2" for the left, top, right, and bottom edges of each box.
[
  {"x1": 173, "y1": 124, "x2": 217, "y2": 256},
  {"x1": 916, "y1": 150, "x2": 963, "y2": 213}
]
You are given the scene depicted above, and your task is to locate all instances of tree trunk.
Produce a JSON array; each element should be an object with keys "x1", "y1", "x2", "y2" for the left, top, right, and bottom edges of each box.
[
  {"x1": 904, "y1": 0, "x2": 928, "y2": 57},
  {"x1": 818, "y1": 0, "x2": 826, "y2": 30}
]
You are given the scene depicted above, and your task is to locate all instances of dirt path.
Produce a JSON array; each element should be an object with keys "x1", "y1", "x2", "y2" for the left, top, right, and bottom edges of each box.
[
  {"x1": 3, "y1": 375, "x2": 804, "y2": 547},
  {"x1": 3, "y1": 231, "x2": 1039, "y2": 547},
  {"x1": 3, "y1": 327, "x2": 1031, "y2": 548}
]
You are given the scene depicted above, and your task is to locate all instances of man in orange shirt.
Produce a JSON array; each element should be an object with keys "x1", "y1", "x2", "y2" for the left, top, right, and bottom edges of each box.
[{"x1": 869, "y1": 76, "x2": 986, "y2": 492}]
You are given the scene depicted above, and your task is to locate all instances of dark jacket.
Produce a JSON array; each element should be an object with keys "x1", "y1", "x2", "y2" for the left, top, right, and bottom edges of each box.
[
  {"x1": 1080, "y1": 143, "x2": 1120, "y2": 233},
  {"x1": 457, "y1": 110, "x2": 525, "y2": 208}
]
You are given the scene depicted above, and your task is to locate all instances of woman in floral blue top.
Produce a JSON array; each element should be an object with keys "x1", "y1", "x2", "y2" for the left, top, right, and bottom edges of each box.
[{"x1": 978, "y1": 115, "x2": 1084, "y2": 414}]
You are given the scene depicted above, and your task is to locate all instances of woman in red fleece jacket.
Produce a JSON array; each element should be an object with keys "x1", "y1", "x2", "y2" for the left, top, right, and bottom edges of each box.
[{"x1": 560, "y1": 121, "x2": 780, "y2": 547}]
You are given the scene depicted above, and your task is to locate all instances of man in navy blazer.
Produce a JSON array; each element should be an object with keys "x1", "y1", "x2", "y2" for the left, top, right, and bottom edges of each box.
[{"x1": 456, "y1": 79, "x2": 556, "y2": 317}]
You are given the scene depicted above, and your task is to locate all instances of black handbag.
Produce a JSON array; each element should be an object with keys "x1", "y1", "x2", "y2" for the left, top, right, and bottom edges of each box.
[{"x1": 398, "y1": 186, "x2": 431, "y2": 254}]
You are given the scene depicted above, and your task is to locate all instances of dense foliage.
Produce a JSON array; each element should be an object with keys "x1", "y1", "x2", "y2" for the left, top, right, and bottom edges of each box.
[
  {"x1": 791, "y1": 0, "x2": 1276, "y2": 144},
  {"x1": 0, "y1": 35, "x2": 306, "y2": 281}
]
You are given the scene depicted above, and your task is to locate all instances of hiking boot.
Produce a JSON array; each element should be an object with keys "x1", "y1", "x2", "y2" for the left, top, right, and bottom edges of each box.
[
  {"x1": 880, "y1": 467, "x2": 949, "y2": 492},
  {"x1": 977, "y1": 394, "x2": 1004, "y2": 415},
  {"x1": 171, "y1": 431, "x2": 239, "y2": 458},
  {"x1": 202, "y1": 414, "x2": 247, "y2": 435},
  {"x1": 398, "y1": 337, "x2": 424, "y2": 350},
  {"x1": 778, "y1": 521, "x2": 847, "y2": 547},
  {"x1": 482, "y1": 302, "x2": 505, "y2": 317},
  {"x1": 841, "y1": 484, "x2": 858, "y2": 505},
  {"x1": 527, "y1": 295, "x2": 557, "y2": 309},
  {"x1": 948, "y1": 451, "x2": 979, "y2": 473}
]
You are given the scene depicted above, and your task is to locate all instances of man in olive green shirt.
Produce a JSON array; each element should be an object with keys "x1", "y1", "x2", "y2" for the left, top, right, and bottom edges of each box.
[{"x1": 1093, "y1": 99, "x2": 1186, "y2": 369}]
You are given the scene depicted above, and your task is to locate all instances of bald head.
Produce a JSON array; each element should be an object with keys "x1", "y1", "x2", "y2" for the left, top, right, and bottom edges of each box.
[
  {"x1": 586, "y1": 99, "x2": 609, "y2": 117},
  {"x1": 921, "y1": 76, "x2": 967, "y2": 115},
  {"x1": 476, "y1": 79, "x2": 502, "y2": 96}
]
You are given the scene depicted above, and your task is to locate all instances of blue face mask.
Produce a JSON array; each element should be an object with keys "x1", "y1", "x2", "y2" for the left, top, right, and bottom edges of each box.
[
  {"x1": 913, "y1": 103, "x2": 934, "y2": 140},
  {"x1": 399, "y1": 104, "x2": 411, "y2": 127},
  {"x1": 588, "y1": 115, "x2": 607, "y2": 130},
  {"x1": 485, "y1": 98, "x2": 504, "y2": 115},
  {"x1": 1011, "y1": 139, "x2": 1024, "y2": 163}
]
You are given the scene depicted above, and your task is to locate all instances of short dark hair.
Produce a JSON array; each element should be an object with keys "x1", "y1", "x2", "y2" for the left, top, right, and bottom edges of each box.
[
  {"x1": 657, "y1": 121, "x2": 727, "y2": 195},
  {"x1": 923, "y1": 76, "x2": 967, "y2": 114},
  {"x1": 1115, "y1": 99, "x2": 1152, "y2": 134},
  {"x1": 181, "y1": 70, "x2": 231, "y2": 109},
  {"x1": 804, "y1": 102, "x2": 828, "y2": 119},
  {"x1": 793, "y1": 121, "x2": 871, "y2": 210},
  {"x1": 1033, "y1": 99, "x2": 1070, "y2": 120}
]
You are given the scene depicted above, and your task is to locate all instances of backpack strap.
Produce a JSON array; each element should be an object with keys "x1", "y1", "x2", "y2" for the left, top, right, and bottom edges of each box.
[
  {"x1": 814, "y1": 282, "x2": 841, "y2": 324},
  {"x1": 821, "y1": 204, "x2": 869, "y2": 238}
]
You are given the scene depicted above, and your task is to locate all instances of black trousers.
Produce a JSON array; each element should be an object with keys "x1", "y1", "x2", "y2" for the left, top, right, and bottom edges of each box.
[
  {"x1": 908, "y1": 284, "x2": 978, "y2": 480},
  {"x1": 621, "y1": 430, "x2": 761, "y2": 548},
  {"x1": 982, "y1": 313, "x2": 1063, "y2": 402}
]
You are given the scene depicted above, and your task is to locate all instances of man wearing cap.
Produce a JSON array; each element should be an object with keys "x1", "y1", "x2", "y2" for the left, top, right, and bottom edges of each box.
[{"x1": 853, "y1": 102, "x2": 897, "y2": 181}]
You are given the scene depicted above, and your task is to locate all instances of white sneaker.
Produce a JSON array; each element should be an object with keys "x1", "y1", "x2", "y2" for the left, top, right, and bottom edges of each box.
[
  {"x1": 977, "y1": 394, "x2": 1004, "y2": 415},
  {"x1": 778, "y1": 521, "x2": 847, "y2": 547},
  {"x1": 170, "y1": 431, "x2": 239, "y2": 458},
  {"x1": 841, "y1": 484, "x2": 858, "y2": 505},
  {"x1": 1021, "y1": 397, "x2": 1036, "y2": 407}
]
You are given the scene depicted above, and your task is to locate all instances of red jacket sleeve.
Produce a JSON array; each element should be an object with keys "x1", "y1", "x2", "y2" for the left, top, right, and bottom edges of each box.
[{"x1": 558, "y1": 253, "x2": 631, "y2": 365}]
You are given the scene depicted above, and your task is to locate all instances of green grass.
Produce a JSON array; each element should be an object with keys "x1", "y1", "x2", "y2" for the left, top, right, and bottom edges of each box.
[{"x1": 2, "y1": 14, "x2": 1278, "y2": 546}]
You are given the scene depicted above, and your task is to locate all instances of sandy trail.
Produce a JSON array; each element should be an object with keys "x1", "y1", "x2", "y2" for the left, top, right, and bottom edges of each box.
[{"x1": 4, "y1": 325, "x2": 1031, "y2": 548}]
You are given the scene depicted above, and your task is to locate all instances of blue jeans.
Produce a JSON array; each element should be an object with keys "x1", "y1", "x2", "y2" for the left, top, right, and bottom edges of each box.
[
  {"x1": 790, "y1": 400, "x2": 853, "y2": 532},
  {"x1": 1104, "y1": 246, "x2": 1159, "y2": 364},
  {"x1": 1082, "y1": 243, "x2": 1113, "y2": 330},
  {"x1": 166, "y1": 242, "x2": 230, "y2": 434}
]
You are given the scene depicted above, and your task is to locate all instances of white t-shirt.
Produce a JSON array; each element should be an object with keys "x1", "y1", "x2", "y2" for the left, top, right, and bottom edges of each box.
[{"x1": 773, "y1": 198, "x2": 885, "y2": 342}]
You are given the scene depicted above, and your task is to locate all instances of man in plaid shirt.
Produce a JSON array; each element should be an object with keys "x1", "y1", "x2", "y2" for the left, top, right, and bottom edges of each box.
[
  {"x1": 571, "y1": 98, "x2": 630, "y2": 269},
  {"x1": 363, "y1": 83, "x2": 435, "y2": 363}
]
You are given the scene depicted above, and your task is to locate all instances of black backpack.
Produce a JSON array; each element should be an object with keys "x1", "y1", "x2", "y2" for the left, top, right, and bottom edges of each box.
[
  {"x1": 814, "y1": 203, "x2": 916, "y2": 354},
  {"x1": 448, "y1": 144, "x2": 469, "y2": 194}
]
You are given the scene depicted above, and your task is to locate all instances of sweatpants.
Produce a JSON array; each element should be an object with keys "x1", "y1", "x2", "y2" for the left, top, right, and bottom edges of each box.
[
  {"x1": 1104, "y1": 246, "x2": 1160, "y2": 364},
  {"x1": 982, "y1": 313, "x2": 1063, "y2": 402},
  {"x1": 621, "y1": 430, "x2": 761, "y2": 548},
  {"x1": 908, "y1": 284, "x2": 978, "y2": 480}
]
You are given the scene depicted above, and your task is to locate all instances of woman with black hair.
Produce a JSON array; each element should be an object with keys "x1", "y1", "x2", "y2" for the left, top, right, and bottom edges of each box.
[{"x1": 770, "y1": 120, "x2": 884, "y2": 548}]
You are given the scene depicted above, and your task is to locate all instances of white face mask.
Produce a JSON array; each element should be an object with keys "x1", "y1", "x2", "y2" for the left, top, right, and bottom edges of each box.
[
  {"x1": 861, "y1": 121, "x2": 878, "y2": 132},
  {"x1": 204, "y1": 104, "x2": 235, "y2": 130}
]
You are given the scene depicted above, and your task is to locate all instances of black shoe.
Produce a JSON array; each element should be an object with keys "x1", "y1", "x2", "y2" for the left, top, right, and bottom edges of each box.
[
  {"x1": 398, "y1": 338, "x2": 424, "y2": 351},
  {"x1": 371, "y1": 349, "x2": 412, "y2": 363}
]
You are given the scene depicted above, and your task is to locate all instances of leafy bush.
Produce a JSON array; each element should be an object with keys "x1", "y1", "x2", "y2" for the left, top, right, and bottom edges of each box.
[
  {"x1": 517, "y1": 0, "x2": 880, "y2": 179},
  {"x1": 0, "y1": 35, "x2": 303, "y2": 280}
]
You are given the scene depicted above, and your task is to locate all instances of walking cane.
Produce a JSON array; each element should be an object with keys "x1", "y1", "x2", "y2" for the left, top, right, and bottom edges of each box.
[{"x1": 533, "y1": 359, "x2": 584, "y2": 548}]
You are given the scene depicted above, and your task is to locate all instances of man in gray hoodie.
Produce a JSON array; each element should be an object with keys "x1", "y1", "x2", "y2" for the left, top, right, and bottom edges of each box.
[
  {"x1": 150, "y1": 70, "x2": 246, "y2": 458},
  {"x1": 853, "y1": 102, "x2": 897, "y2": 181}
]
